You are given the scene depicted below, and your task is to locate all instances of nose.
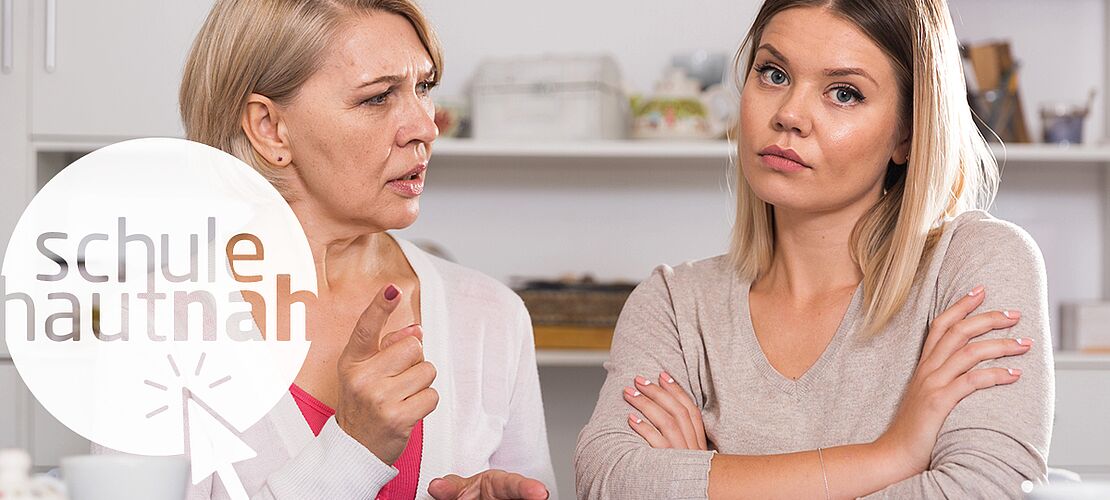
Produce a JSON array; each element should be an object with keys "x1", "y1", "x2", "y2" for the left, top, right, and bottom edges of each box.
[
  {"x1": 396, "y1": 94, "x2": 439, "y2": 149},
  {"x1": 771, "y1": 87, "x2": 813, "y2": 137}
]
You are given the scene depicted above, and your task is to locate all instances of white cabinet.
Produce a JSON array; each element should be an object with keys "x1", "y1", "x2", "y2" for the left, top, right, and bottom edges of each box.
[
  {"x1": 30, "y1": 396, "x2": 87, "y2": 469},
  {"x1": 0, "y1": 359, "x2": 87, "y2": 468},
  {"x1": 29, "y1": 0, "x2": 212, "y2": 138},
  {"x1": 0, "y1": 0, "x2": 32, "y2": 358},
  {"x1": 1049, "y1": 356, "x2": 1110, "y2": 480},
  {"x1": 0, "y1": 361, "x2": 28, "y2": 450}
]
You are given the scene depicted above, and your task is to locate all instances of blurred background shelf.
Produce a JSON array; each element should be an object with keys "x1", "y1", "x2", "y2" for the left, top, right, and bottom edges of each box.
[
  {"x1": 537, "y1": 345, "x2": 1110, "y2": 369},
  {"x1": 536, "y1": 349, "x2": 610, "y2": 367},
  {"x1": 31, "y1": 137, "x2": 1110, "y2": 165},
  {"x1": 433, "y1": 139, "x2": 1110, "y2": 165}
]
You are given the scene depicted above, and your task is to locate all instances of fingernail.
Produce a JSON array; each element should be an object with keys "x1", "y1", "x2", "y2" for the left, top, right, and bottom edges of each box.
[
  {"x1": 1016, "y1": 337, "x2": 1033, "y2": 346},
  {"x1": 384, "y1": 285, "x2": 399, "y2": 301},
  {"x1": 634, "y1": 375, "x2": 652, "y2": 386},
  {"x1": 624, "y1": 387, "x2": 641, "y2": 397},
  {"x1": 1008, "y1": 368, "x2": 1023, "y2": 376},
  {"x1": 968, "y1": 285, "x2": 985, "y2": 296},
  {"x1": 660, "y1": 371, "x2": 675, "y2": 384},
  {"x1": 1003, "y1": 309, "x2": 1021, "y2": 319},
  {"x1": 628, "y1": 413, "x2": 643, "y2": 424}
]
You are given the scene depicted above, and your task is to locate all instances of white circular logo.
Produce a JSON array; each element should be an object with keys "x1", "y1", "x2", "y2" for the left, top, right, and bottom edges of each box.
[{"x1": 2, "y1": 138, "x2": 315, "y2": 498}]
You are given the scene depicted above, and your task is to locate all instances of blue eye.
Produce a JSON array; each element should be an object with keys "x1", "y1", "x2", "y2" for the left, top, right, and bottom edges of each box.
[
  {"x1": 416, "y1": 80, "x2": 438, "y2": 96},
  {"x1": 755, "y1": 64, "x2": 788, "y2": 86},
  {"x1": 364, "y1": 90, "x2": 391, "y2": 106},
  {"x1": 828, "y1": 86, "x2": 865, "y2": 105}
]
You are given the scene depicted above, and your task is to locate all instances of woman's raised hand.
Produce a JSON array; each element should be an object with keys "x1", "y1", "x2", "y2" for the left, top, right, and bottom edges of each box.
[
  {"x1": 874, "y1": 285, "x2": 1031, "y2": 475},
  {"x1": 335, "y1": 284, "x2": 439, "y2": 464}
]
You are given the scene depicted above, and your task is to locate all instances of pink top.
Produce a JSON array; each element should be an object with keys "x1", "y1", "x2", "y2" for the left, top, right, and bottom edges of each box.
[{"x1": 290, "y1": 384, "x2": 423, "y2": 500}]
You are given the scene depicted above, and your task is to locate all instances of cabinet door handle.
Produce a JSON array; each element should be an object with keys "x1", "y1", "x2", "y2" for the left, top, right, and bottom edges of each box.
[
  {"x1": 2, "y1": 0, "x2": 12, "y2": 73},
  {"x1": 45, "y1": 0, "x2": 55, "y2": 72}
]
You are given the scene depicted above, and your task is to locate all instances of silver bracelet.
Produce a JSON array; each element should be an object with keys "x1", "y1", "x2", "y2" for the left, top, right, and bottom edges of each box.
[{"x1": 817, "y1": 447, "x2": 831, "y2": 500}]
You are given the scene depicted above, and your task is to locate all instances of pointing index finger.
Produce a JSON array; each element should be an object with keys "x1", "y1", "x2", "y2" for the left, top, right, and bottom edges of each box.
[{"x1": 339, "y1": 284, "x2": 401, "y2": 364}]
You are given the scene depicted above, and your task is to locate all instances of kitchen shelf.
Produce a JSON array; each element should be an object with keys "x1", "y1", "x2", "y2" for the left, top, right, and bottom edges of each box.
[
  {"x1": 536, "y1": 349, "x2": 610, "y2": 367},
  {"x1": 433, "y1": 138, "x2": 732, "y2": 160},
  {"x1": 31, "y1": 136, "x2": 1110, "y2": 165},
  {"x1": 993, "y1": 143, "x2": 1110, "y2": 164},
  {"x1": 434, "y1": 139, "x2": 1110, "y2": 165}
]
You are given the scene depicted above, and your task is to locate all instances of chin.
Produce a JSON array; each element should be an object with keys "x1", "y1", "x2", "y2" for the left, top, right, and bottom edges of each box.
[
  {"x1": 387, "y1": 203, "x2": 421, "y2": 230},
  {"x1": 356, "y1": 200, "x2": 421, "y2": 232},
  {"x1": 745, "y1": 176, "x2": 825, "y2": 214}
]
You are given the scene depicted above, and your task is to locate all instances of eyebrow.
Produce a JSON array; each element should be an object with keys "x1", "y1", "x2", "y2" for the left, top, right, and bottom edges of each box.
[
  {"x1": 756, "y1": 44, "x2": 879, "y2": 87},
  {"x1": 354, "y1": 68, "x2": 437, "y2": 90},
  {"x1": 825, "y1": 67, "x2": 878, "y2": 86},
  {"x1": 757, "y1": 44, "x2": 791, "y2": 64}
]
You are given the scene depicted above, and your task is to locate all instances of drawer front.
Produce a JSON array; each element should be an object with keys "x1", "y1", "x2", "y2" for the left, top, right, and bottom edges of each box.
[
  {"x1": 0, "y1": 360, "x2": 27, "y2": 449},
  {"x1": 1050, "y1": 368, "x2": 1110, "y2": 469}
]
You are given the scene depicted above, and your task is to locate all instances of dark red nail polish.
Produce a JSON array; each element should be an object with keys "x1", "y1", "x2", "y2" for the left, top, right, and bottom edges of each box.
[{"x1": 384, "y1": 285, "x2": 399, "y2": 301}]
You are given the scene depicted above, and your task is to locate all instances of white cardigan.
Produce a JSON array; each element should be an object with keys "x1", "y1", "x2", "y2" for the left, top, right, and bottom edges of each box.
[{"x1": 95, "y1": 238, "x2": 557, "y2": 500}]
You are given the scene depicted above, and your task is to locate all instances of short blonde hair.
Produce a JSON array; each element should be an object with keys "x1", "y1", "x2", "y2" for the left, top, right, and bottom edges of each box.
[
  {"x1": 729, "y1": 0, "x2": 999, "y2": 335},
  {"x1": 179, "y1": 0, "x2": 443, "y2": 194}
]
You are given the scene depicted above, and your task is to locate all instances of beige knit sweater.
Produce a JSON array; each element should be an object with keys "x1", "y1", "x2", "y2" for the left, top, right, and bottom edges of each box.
[{"x1": 575, "y1": 210, "x2": 1054, "y2": 499}]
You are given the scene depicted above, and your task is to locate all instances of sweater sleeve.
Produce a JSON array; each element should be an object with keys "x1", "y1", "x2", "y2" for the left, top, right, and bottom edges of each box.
[
  {"x1": 575, "y1": 265, "x2": 715, "y2": 500},
  {"x1": 487, "y1": 302, "x2": 558, "y2": 497},
  {"x1": 862, "y1": 217, "x2": 1054, "y2": 498},
  {"x1": 93, "y1": 416, "x2": 398, "y2": 499}
]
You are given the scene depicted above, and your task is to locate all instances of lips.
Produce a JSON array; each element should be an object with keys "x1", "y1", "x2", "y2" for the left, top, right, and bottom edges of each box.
[
  {"x1": 754, "y1": 144, "x2": 808, "y2": 172},
  {"x1": 386, "y1": 164, "x2": 427, "y2": 197},
  {"x1": 389, "y1": 164, "x2": 427, "y2": 183}
]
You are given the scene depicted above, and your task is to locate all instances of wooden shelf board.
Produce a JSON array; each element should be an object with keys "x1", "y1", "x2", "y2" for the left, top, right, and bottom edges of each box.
[{"x1": 534, "y1": 349, "x2": 1110, "y2": 369}]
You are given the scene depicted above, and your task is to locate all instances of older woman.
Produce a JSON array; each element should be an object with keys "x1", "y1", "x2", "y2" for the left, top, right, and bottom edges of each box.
[
  {"x1": 102, "y1": 1, "x2": 555, "y2": 499},
  {"x1": 576, "y1": 0, "x2": 1052, "y2": 498}
]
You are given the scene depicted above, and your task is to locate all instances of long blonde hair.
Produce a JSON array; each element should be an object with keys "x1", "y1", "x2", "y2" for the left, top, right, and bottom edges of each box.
[
  {"x1": 729, "y1": 0, "x2": 999, "y2": 335},
  {"x1": 179, "y1": 0, "x2": 443, "y2": 195}
]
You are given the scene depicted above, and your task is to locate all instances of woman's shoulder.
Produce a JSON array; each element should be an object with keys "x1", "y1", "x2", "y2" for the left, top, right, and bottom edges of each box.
[
  {"x1": 940, "y1": 210, "x2": 1043, "y2": 263},
  {"x1": 639, "y1": 254, "x2": 734, "y2": 285},
  {"x1": 932, "y1": 210, "x2": 1046, "y2": 283},
  {"x1": 630, "y1": 254, "x2": 738, "y2": 309}
]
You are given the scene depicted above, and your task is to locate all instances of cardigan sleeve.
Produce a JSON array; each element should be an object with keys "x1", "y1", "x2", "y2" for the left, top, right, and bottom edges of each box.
[
  {"x1": 862, "y1": 216, "x2": 1054, "y2": 498},
  {"x1": 93, "y1": 416, "x2": 398, "y2": 499},
  {"x1": 487, "y1": 302, "x2": 558, "y2": 498}
]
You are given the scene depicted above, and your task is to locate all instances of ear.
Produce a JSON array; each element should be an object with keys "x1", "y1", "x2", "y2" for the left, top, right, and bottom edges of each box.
[
  {"x1": 241, "y1": 93, "x2": 292, "y2": 167},
  {"x1": 892, "y1": 128, "x2": 912, "y2": 165}
]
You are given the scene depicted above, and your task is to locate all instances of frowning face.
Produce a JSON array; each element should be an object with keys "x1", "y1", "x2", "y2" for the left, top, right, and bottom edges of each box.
[{"x1": 279, "y1": 12, "x2": 439, "y2": 233}]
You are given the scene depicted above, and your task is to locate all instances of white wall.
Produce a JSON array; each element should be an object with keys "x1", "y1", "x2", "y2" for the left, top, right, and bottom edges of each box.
[{"x1": 421, "y1": 0, "x2": 1106, "y2": 141}]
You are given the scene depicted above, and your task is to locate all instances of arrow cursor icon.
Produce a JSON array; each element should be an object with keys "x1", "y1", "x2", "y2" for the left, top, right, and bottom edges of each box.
[{"x1": 183, "y1": 387, "x2": 257, "y2": 500}]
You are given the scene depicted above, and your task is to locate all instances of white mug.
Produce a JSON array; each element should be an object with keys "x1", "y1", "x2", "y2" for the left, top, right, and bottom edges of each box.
[{"x1": 62, "y1": 455, "x2": 188, "y2": 500}]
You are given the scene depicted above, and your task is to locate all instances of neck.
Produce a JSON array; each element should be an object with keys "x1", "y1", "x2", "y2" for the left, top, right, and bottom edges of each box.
[
  {"x1": 758, "y1": 205, "x2": 869, "y2": 301},
  {"x1": 289, "y1": 200, "x2": 398, "y2": 294}
]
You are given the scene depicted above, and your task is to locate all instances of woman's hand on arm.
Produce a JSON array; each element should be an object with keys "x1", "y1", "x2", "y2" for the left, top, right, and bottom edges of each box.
[
  {"x1": 873, "y1": 285, "x2": 1030, "y2": 476},
  {"x1": 624, "y1": 371, "x2": 708, "y2": 450},
  {"x1": 335, "y1": 284, "x2": 439, "y2": 465},
  {"x1": 627, "y1": 286, "x2": 1030, "y2": 499}
]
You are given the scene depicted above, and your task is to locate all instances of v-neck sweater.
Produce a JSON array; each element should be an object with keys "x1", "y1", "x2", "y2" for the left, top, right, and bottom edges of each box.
[{"x1": 575, "y1": 210, "x2": 1054, "y2": 499}]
